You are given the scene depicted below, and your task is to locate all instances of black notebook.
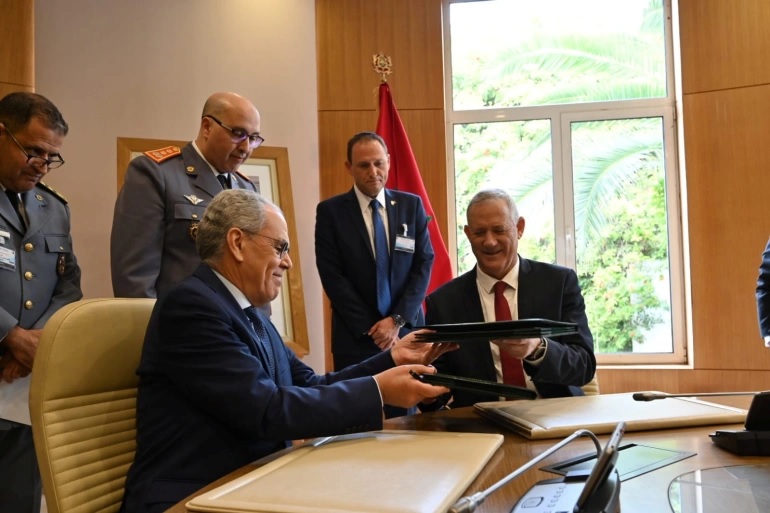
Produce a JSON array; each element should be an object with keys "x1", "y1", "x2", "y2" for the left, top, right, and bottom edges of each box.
[{"x1": 414, "y1": 319, "x2": 578, "y2": 343}]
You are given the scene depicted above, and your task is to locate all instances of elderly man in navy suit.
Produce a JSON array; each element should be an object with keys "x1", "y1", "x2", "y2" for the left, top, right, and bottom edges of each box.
[
  {"x1": 120, "y1": 189, "x2": 452, "y2": 513},
  {"x1": 315, "y1": 131, "x2": 433, "y2": 375},
  {"x1": 424, "y1": 189, "x2": 595, "y2": 409}
]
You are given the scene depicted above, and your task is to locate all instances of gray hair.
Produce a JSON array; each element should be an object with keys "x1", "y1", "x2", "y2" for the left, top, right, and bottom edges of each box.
[
  {"x1": 196, "y1": 189, "x2": 277, "y2": 264},
  {"x1": 466, "y1": 189, "x2": 520, "y2": 224}
]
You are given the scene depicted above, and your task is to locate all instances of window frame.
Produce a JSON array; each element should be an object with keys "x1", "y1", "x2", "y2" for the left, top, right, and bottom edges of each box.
[{"x1": 442, "y1": 0, "x2": 688, "y2": 366}]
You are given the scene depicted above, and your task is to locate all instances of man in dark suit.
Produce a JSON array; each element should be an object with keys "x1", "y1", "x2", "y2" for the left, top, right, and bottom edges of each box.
[
  {"x1": 120, "y1": 189, "x2": 451, "y2": 513},
  {"x1": 315, "y1": 132, "x2": 434, "y2": 375},
  {"x1": 110, "y1": 91, "x2": 263, "y2": 300},
  {"x1": 424, "y1": 189, "x2": 595, "y2": 408},
  {"x1": 756, "y1": 237, "x2": 770, "y2": 347},
  {"x1": 0, "y1": 92, "x2": 82, "y2": 513}
]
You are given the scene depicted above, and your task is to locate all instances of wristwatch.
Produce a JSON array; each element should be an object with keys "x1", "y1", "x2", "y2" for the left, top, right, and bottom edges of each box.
[
  {"x1": 390, "y1": 314, "x2": 406, "y2": 328},
  {"x1": 525, "y1": 338, "x2": 547, "y2": 361}
]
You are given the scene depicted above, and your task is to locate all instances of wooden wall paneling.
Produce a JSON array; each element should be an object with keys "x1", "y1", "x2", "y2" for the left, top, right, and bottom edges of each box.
[
  {"x1": 683, "y1": 86, "x2": 770, "y2": 371},
  {"x1": 318, "y1": 110, "x2": 378, "y2": 200},
  {"x1": 598, "y1": 369, "x2": 770, "y2": 395},
  {"x1": 0, "y1": 0, "x2": 35, "y2": 92},
  {"x1": 316, "y1": 0, "x2": 444, "y2": 111},
  {"x1": 679, "y1": 0, "x2": 770, "y2": 94}
]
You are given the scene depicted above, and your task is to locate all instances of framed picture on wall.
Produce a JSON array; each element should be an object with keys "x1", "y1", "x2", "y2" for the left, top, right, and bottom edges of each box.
[{"x1": 116, "y1": 137, "x2": 309, "y2": 357}]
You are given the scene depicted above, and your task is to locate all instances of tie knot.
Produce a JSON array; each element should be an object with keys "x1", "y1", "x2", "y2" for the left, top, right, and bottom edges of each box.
[
  {"x1": 494, "y1": 281, "x2": 507, "y2": 295},
  {"x1": 217, "y1": 173, "x2": 231, "y2": 189},
  {"x1": 370, "y1": 198, "x2": 381, "y2": 210}
]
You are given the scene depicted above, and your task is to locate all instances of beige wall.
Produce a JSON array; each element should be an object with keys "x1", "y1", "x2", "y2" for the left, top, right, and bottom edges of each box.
[{"x1": 34, "y1": 0, "x2": 327, "y2": 371}]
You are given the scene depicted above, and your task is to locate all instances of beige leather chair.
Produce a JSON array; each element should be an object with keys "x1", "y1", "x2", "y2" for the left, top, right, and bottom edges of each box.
[
  {"x1": 582, "y1": 374, "x2": 601, "y2": 396},
  {"x1": 29, "y1": 298, "x2": 155, "y2": 513}
]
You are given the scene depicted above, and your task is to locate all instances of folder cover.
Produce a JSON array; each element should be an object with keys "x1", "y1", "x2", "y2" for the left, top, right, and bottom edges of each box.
[
  {"x1": 415, "y1": 318, "x2": 578, "y2": 343},
  {"x1": 474, "y1": 393, "x2": 747, "y2": 439},
  {"x1": 186, "y1": 430, "x2": 504, "y2": 513}
]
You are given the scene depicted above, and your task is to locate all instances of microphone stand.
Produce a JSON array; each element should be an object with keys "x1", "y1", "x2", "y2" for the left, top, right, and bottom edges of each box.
[{"x1": 448, "y1": 429, "x2": 603, "y2": 513}]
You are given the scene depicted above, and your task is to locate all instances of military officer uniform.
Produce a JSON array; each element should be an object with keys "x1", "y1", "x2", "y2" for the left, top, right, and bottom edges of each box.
[
  {"x1": 0, "y1": 182, "x2": 82, "y2": 512},
  {"x1": 110, "y1": 143, "x2": 258, "y2": 299}
]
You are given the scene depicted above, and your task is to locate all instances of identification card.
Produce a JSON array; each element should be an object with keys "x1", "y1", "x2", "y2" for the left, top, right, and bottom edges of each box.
[
  {"x1": 394, "y1": 235, "x2": 415, "y2": 253},
  {"x1": 0, "y1": 246, "x2": 16, "y2": 271}
]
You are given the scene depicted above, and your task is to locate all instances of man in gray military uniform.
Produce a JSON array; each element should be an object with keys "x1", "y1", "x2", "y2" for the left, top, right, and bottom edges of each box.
[
  {"x1": 0, "y1": 92, "x2": 82, "y2": 513},
  {"x1": 111, "y1": 91, "x2": 265, "y2": 300}
]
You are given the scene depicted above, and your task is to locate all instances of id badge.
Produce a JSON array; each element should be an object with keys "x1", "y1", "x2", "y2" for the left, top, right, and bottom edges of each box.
[
  {"x1": 394, "y1": 235, "x2": 415, "y2": 253},
  {"x1": 0, "y1": 246, "x2": 16, "y2": 272}
]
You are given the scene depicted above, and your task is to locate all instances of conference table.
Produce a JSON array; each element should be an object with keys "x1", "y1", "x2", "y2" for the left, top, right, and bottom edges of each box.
[{"x1": 170, "y1": 397, "x2": 768, "y2": 513}]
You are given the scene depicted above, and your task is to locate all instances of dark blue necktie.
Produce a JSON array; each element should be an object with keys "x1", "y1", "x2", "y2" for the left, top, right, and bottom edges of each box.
[
  {"x1": 370, "y1": 199, "x2": 391, "y2": 316},
  {"x1": 217, "y1": 173, "x2": 231, "y2": 189},
  {"x1": 244, "y1": 306, "x2": 276, "y2": 379}
]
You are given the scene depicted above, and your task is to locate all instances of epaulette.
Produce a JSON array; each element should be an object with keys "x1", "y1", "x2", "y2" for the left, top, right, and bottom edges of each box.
[
  {"x1": 144, "y1": 146, "x2": 182, "y2": 164},
  {"x1": 36, "y1": 181, "x2": 68, "y2": 204},
  {"x1": 234, "y1": 170, "x2": 253, "y2": 183}
]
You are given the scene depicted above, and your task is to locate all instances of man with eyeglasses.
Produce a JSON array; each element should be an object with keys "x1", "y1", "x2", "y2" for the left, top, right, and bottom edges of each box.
[
  {"x1": 0, "y1": 92, "x2": 82, "y2": 513},
  {"x1": 110, "y1": 91, "x2": 267, "y2": 309},
  {"x1": 120, "y1": 190, "x2": 454, "y2": 513}
]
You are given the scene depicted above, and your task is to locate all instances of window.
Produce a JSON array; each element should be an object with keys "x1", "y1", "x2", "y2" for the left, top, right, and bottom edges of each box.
[{"x1": 445, "y1": 0, "x2": 685, "y2": 364}]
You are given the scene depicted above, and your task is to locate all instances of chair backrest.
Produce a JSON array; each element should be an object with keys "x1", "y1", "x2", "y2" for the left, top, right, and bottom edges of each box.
[
  {"x1": 29, "y1": 298, "x2": 155, "y2": 513},
  {"x1": 582, "y1": 375, "x2": 601, "y2": 396}
]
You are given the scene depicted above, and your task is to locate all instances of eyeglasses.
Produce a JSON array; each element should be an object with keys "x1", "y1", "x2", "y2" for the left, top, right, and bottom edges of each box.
[
  {"x1": 205, "y1": 115, "x2": 264, "y2": 149},
  {"x1": 254, "y1": 233, "x2": 290, "y2": 259},
  {"x1": 4, "y1": 128, "x2": 65, "y2": 170}
]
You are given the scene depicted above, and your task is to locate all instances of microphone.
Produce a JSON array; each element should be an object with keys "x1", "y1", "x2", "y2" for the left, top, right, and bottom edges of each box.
[
  {"x1": 633, "y1": 391, "x2": 761, "y2": 402},
  {"x1": 448, "y1": 428, "x2": 603, "y2": 513}
]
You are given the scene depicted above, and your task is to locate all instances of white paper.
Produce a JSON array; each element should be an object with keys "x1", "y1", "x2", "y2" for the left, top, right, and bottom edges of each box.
[{"x1": 0, "y1": 375, "x2": 31, "y2": 425}]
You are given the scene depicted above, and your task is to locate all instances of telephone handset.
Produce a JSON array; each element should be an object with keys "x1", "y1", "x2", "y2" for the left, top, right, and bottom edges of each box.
[{"x1": 510, "y1": 422, "x2": 625, "y2": 513}]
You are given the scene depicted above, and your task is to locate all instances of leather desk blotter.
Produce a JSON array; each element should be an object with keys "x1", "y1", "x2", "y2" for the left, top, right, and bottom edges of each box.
[
  {"x1": 186, "y1": 430, "x2": 504, "y2": 513},
  {"x1": 474, "y1": 392, "x2": 747, "y2": 440}
]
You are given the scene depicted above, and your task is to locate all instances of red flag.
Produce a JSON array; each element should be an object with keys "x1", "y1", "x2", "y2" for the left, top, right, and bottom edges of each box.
[{"x1": 376, "y1": 82, "x2": 454, "y2": 294}]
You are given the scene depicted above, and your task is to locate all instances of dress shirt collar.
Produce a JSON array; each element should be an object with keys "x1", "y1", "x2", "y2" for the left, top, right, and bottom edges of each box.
[
  {"x1": 211, "y1": 269, "x2": 252, "y2": 310},
  {"x1": 475, "y1": 257, "x2": 520, "y2": 294},
  {"x1": 353, "y1": 185, "x2": 387, "y2": 215}
]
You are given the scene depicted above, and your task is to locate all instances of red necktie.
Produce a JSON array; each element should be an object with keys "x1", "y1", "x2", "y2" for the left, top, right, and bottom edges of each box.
[{"x1": 493, "y1": 281, "x2": 527, "y2": 387}]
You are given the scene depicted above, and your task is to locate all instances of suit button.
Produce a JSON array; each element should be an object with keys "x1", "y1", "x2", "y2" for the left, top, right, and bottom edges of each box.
[
  {"x1": 24, "y1": 243, "x2": 34, "y2": 252},
  {"x1": 24, "y1": 300, "x2": 34, "y2": 310},
  {"x1": 24, "y1": 271, "x2": 34, "y2": 280}
]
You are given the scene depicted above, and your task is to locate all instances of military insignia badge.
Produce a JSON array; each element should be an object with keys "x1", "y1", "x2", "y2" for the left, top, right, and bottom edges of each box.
[
  {"x1": 57, "y1": 254, "x2": 65, "y2": 276},
  {"x1": 189, "y1": 221, "x2": 199, "y2": 240},
  {"x1": 186, "y1": 166, "x2": 195, "y2": 173},
  {"x1": 144, "y1": 146, "x2": 181, "y2": 164},
  {"x1": 184, "y1": 195, "x2": 204, "y2": 205}
]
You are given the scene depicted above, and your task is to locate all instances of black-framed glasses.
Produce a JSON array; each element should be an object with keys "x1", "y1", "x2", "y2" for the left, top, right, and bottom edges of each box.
[
  {"x1": 205, "y1": 115, "x2": 264, "y2": 149},
  {"x1": 254, "y1": 233, "x2": 290, "y2": 259},
  {"x1": 5, "y1": 128, "x2": 65, "y2": 170}
]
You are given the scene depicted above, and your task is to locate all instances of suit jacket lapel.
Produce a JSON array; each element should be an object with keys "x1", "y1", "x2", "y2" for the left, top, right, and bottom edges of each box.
[
  {"x1": 345, "y1": 188, "x2": 375, "y2": 261},
  {"x1": 194, "y1": 264, "x2": 268, "y2": 364},
  {"x1": 22, "y1": 190, "x2": 47, "y2": 235},
  {"x1": 517, "y1": 257, "x2": 533, "y2": 319},
  {"x1": 384, "y1": 189, "x2": 398, "y2": 254},
  {"x1": 181, "y1": 143, "x2": 222, "y2": 199},
  {"x1": 1, "y1": 191, "x2": 24, "y2": 233}
]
